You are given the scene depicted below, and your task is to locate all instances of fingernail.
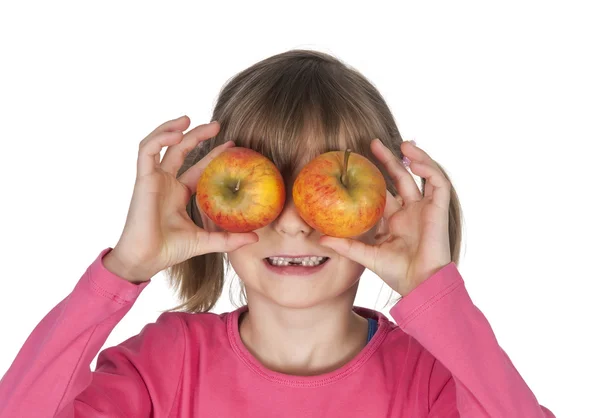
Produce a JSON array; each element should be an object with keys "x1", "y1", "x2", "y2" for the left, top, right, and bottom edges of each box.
[
  {"x1": 402, "y1": 156, "x2": 411, "y2": 167},
  {"x1": 209, "y1": 120, "x2": 219, "y2": 125},
  {"x1": 409, "y1": 139, "x2": 416, "y2": 146}
]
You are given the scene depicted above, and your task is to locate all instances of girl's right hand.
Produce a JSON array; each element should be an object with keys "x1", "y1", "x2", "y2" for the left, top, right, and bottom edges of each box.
[{"x1": 104, "y1": 115, "x2": 259, "y2": 283}]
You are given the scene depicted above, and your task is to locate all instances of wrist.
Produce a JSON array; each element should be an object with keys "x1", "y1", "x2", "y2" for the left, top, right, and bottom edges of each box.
[{"x1": 102, "y1": 249, "x2": 150, "y2": 284}]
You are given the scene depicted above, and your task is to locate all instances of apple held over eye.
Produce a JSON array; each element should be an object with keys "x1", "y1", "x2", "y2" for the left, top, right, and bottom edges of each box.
[
  {"x1": 196, "y1": 147, "x2": 286, "y2": 233},
  {"x1": 292, "y1": 149, "x2": 387, "y2": 238}
]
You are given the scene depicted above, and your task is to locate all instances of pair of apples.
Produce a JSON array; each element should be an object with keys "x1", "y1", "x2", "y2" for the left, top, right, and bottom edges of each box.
[{"x1": 196, "y1": 146, "x2": 387, "y2": 238}]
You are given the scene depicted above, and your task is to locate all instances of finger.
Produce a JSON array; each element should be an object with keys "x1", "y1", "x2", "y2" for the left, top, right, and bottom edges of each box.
[
  {"x1": 177, "y1": 140, "x2": 236, "y2": 191},
  {"x1": 371, "y1": 138, "x2": 421, "y2": 204},
  {"x1": 384, "y1": 189, "x2": 402, "y2": 219},
  {"x1": 147, "y1": 115, "x2": 191, "y2": 138},
  {"x1": 137, "y1": 130, "x2": 185, "y2": 178},
  {"x1": 139, "y1": 115, "x2": 191, "y2": 153},
  {"x1": 194, "y1": 230, "x2": 259, "y2": 256},
  {"x1": 401, "y1": 141, "x2": 450, "y2": 205},
  {"x1": 318, "y1": 236, "x2": 379, "y2": 273},
  {"x1": 407, "y1": 160, "x2": 451, "y2": 207},
  {"x1": 161, "y1": 121, "x2": 221, "y2": 177}
]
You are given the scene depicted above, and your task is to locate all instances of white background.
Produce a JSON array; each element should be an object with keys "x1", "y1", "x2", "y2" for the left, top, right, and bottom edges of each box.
[{"x1": 1, "y1": 1, "x2": 598, "y2": 416}]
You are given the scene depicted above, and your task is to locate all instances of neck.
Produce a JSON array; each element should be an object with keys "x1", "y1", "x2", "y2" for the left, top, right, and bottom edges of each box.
[{"x1": 239, "y1": 289, "x2": 369, "y2": 376}]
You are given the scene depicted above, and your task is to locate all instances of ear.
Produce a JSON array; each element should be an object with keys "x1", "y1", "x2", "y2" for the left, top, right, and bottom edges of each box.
[{"x1": 373, "y1": 216, "x2": 391, "y2": 245}]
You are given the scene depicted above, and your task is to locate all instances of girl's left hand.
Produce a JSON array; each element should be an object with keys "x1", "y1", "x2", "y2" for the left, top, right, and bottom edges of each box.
[{"x1": 319, "y1": 138, "x2": 453, "y2": 297}]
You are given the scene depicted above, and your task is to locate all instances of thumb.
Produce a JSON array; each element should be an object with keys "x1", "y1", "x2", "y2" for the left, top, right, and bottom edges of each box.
[
  {"x1": 195, "y1": 231, "x2": 259, "y2": 256},
  {"x1": 319, "y1": 236, "x2": 377, "y2": 271}
]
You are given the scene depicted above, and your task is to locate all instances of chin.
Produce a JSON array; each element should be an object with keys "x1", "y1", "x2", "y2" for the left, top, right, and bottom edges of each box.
[
  {"x1": 265, "y1": 293, "x2": 330, "y2": 310},
  {"x1": 254, "y1": 284, "x2": 354, "y2": 310}
]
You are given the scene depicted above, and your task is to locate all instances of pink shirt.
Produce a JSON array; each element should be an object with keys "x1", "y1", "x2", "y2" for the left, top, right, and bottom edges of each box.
[{"x1": 0, "y1": 248, "x2": 555, "y2": 417}]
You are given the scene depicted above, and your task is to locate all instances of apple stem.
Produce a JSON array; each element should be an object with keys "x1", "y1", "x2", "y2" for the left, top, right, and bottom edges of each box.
[
  {"x1": 234, "y1": 178, "x2": 241, "y2": 192},
  {"x1": 340, "y1": 149, "x2": 351, "y2": 188}
]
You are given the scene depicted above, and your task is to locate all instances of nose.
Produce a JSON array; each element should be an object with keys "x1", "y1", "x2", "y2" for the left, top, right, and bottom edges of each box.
[{"x1": 272, "y1": 179, "x2": 313, "y2": 237}]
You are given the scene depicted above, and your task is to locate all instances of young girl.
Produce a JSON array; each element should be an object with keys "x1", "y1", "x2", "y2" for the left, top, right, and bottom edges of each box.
[{"x1": 0, "y1": 50, "x2": 555, "y2": 417}]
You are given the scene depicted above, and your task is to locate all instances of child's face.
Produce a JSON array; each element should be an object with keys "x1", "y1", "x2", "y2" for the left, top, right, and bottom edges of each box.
[{"x1": 200, "y1": 153, "x2": 386, "y2": 309}]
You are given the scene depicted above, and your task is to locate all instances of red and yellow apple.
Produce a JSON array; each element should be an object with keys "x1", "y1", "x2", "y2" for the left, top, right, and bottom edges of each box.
[
  {"x1": 196, "y1": 147, "x2": 286, "y2": 233},
  {"x1": 292, "y1": 149, "x2": 387, "y2": 238}
]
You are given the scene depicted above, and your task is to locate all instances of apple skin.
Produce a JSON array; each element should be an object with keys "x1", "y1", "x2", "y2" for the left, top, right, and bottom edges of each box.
[
  {"x1": 292, "y1": 150, "x2": 387, "y2": 238},
  {"x1": 196, "y1": 147, "x2": 286, "y2": 233}
]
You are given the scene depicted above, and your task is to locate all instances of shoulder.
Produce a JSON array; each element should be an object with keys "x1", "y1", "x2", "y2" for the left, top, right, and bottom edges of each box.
[
  {"x1": 357, "y1": 307, "x2": 450, "y2": 389},
  {"x1": 356, "y1": 306, "x2": 436, "y2": 362},
  {"x1": 152, "y1": 308, "x2": 238, "y2": 347}
]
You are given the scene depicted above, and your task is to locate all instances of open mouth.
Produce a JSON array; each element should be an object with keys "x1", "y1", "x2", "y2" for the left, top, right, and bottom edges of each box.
[{"x1": 265, "y1": 256, "x2": 330, "y2": 267}]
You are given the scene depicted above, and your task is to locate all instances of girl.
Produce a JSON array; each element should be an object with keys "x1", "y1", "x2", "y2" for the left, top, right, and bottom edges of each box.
[{"x1": 0, "y1": 50, "x2": 555, "y2": 417}]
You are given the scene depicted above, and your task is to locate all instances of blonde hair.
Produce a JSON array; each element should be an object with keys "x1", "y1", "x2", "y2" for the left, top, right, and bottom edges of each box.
[{"x1": 162, "y1": 49, "x2": 464, "y2": 314}]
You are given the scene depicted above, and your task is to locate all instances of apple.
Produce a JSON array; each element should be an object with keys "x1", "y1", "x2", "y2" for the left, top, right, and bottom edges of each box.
[
  {"x1": 196, "y1": 147, "x2": 286, "y2": 233},
  {"x1": 292, "y1": 149, "x2": 387, "y2": 238}
]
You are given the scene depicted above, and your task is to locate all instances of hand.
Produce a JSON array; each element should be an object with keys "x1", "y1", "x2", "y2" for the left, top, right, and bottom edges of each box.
[
  {"x1": 318, "y1": 139, "x2": 452, "y2": 296},
  {"x1": 106, "y1": 116, "x2": 258, "y2": 283}
]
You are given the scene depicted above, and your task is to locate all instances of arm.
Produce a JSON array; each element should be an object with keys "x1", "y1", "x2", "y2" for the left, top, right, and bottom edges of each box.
[
  {"x1": 389, "y1": 262, "x2": 556, "y2": 417},
  {"x1": 0, "y1": 248, "x2": 183, "y2": 418}
]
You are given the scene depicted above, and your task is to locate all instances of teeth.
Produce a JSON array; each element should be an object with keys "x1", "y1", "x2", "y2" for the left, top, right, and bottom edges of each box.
[{"x1": 267, "y1": 256, "x2": 327, "y2": 267}]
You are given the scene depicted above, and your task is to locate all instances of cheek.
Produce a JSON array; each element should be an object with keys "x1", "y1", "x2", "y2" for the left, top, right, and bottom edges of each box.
[
  {"x1": 226, "y1": 252, "x2": 263, "y2": 293},
  {"x1": 336, "y1": 255, "x2": 367, "y2": 283},
  {"x1": 226, "y1": 245, "x2": 257, "y2": 276}
]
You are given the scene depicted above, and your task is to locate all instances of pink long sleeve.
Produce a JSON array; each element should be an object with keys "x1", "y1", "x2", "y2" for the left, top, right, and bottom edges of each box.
[
  {"x1": 0, "y1": 247, "x2": 181, "y2": 417},
  {"x1": 389, "y1": 261, "x2": 556, "y2": 417}
]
